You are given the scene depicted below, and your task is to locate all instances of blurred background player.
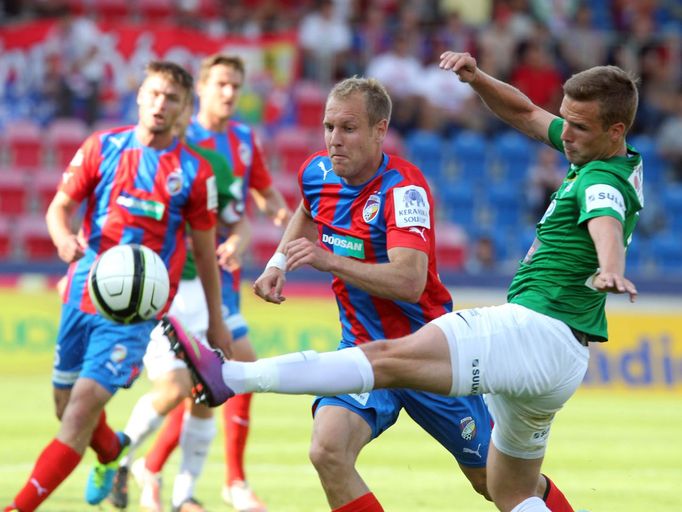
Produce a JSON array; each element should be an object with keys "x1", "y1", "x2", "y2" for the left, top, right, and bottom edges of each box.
[
  {"x1": 4, "y1": 61, "x2": 231, "y2": 512},
  {"x1": 253, "y1": 77, "x2": 491, "y2": 512},
  {"x1": 109, "y1": 100, "x2": 246, "y2": 512},
  {"x1": 127, "y1": 53, "x2": 291, "y2": 512}
]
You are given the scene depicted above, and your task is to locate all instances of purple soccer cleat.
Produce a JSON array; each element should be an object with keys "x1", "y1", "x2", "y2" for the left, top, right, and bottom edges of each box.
[{"x1": 162, "y1": 315, "x2": 234, "y2": 407}]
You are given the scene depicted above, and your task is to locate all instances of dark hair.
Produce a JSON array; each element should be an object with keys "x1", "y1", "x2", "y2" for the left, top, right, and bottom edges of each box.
[
  {"x1": 144, "y1": 61, "x2": 194, "y2": 96},
  {"x1": 328, "y1": 76, "x2": 392, "y2": 126},
  {"x1": 198, "y1": 54, "x2": 246, "y2": 83},
  {"x1": 563, "y1": 65, "x2": 639, "y2": 131}
]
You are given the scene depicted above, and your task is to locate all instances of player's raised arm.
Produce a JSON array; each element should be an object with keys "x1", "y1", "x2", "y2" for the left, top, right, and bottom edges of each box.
[{"x1": 439, "y1": 51, "x2": 557, "y2": 145}]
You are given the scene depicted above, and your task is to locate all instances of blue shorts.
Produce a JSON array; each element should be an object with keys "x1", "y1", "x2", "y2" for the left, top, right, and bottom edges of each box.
[
  {"x1": 313, "y1": 344, "x2": 491, "y2": 468},
  {"x1": 53, "y1": 303, "x2": 156, "y2": 394},
  {"x1": 220, "y1": 276, "x2": 248, "y2": 340}
]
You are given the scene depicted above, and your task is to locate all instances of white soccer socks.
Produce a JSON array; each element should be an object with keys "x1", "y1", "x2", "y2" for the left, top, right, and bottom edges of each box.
[
  {"x1": 121, "y1": 393, "x2": 164, "y2": 467},
  {"x1": 172, "y1": 413, "x2": 216, "y2": 507},
  {"x1": 221, "y1": 347, "x2": 375, "y2": 396},
  {"x1": 510, "y1": 497, "x2": 551, "y2": 512}
]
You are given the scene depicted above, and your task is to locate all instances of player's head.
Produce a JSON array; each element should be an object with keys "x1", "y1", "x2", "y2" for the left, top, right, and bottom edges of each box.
[
  {"x1": 324, "y1": 77, "x2": 391, "y2": 185},
  {"x1": 173, "y1": 98, "x2": 194, "y2": 141},
  {"x1": 559, "y1": 65, "x2": 639, "y2": 165},
  {"x1": 197, "y1": 54, "x2": 245, "y2": 121},
  {"x1": 137, "y1": 61, "x2": 193, "y2": 135}
]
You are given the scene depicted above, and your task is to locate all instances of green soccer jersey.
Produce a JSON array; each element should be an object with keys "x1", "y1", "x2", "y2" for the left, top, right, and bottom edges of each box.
[
  {"x1": 181, "y1": 143, "x2": 243, "y2": 280},
  {"x1": 507, "y1": 118, "x2": 644, "y2": 341}
]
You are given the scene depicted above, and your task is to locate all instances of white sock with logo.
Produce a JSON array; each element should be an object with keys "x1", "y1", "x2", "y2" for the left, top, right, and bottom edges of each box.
[
  {"x1": 120, "y1": 393, "x2": 163, "y2": 467},
  {"x1": 172, "y1": 413, "x2": 216, "y2": 507},
  {"x1": 510, "y1": 497, "x2": 551, "y2": 512},
  {"x1": 222, "y1": 347, "x2": 375, "y2": 395}
]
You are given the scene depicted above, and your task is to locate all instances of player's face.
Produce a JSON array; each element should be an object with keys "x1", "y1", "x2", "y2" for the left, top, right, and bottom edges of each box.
[
  {"x1": 198, "y1": 64, "x2": 243, "y2": 121},
  {"x1": 559, "y1": 96, "x2": 624, "y2": 166},
  {"x1": 173, "y1": 101, "x2": 193, "y2": 139},
  {"x1": 137, "y1": 74, "x2": 187, "y2": 134},
  {"x1": 323, "y1": 93, "x2": 387, "y2": 186}
]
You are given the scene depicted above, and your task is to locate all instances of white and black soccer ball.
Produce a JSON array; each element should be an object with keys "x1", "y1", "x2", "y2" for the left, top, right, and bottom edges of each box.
[{"x1": 88, "y1": 244, "x2": 170, "y2": 324}]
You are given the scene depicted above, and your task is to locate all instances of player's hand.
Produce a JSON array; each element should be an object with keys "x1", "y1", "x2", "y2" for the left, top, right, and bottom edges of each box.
[
  {"x1": 206, "y1": 320, "x2": 233, "y2": 359},
  {"x1": 439, "y1": 51, "x2": 478, "y2": 83},
  {"x1": 56, "y1": 233, "x2": 86, "y2": 263},
  {"x1": 272, "y1": 207, "x2": 292, "y2": 227},
  {"x1": 285, "y1": 237, "x2": 332, "y2": 272},
  {"x1": 592, "y1": 272, "x2": 638, "y2": 302},
  {"x1": 253, "y1": 266, "x2": 286, "y2": 304},
  {"x1": 216, "y1": 240, "x2": 241, "y2": 272}
]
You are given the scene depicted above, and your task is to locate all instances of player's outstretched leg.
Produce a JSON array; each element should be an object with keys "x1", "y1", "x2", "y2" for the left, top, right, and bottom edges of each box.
[{"x1": 162, "y1": 315, "x2": 234, "y2": 406}]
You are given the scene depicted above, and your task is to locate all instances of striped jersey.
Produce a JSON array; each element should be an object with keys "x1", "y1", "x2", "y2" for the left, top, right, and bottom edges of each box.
[
  {"x1": 59, "y1": 125, "x2": 218, "y2": 315},
  {"x1": 299, "y1": 151, "x2": 452, "y2": 344},
  {"x1": 186, "y1": 117, "x2": 273, "y2": 291}
]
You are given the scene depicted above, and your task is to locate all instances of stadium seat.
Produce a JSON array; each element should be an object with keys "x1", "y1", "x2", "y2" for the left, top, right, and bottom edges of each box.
[
  {"x1": 660, "y1": 185, "x2": 682, "y2": 232},
  {"x1": 489, "y1": 130, "x2": 536, "y2": 183},
  {"x1": 448, "y1": 131, "x2": 488, "y2": 182},
  {"x1": 271, "y1": 172, "x2": 301, "y2": 211},
  {"x1": 405, "y1": 130, "x2": 445, "y2": 180},
  {"x1": 650, "y1": 233, "x2": 682, "y2": 274},
  {"x1": 439, "y1": 182, "x2": 476, "y2": 231},
  {"x1": 46, "y1": 118, "x2": 88, "y2": 168},
  {"x1": 17, "y1": 215, "x2": 56, "y2": 261},
  {"x1": 383, "y1": 129, "x2": 404, "y2": 157},
  {"x1": 434, "y1": 221, "x2": 467, "y2": 270},
  {"x1": 248, "y1": 219, "x2": 284, "y2": 267},
  {"x1": 293, "y1": 81, "x2": 327, "y2": 130},
  {"x1": 196, "y1": 0, "x2": 220, "y2": 18},
  {"x1": 137, "y1": 0, "x2": 175, "y2": 21},
  {"x1": 5, "y1": 120, "x2": 43, "y2": 169},
  {"x1": 94, "y1": 0, "x2": 131, "y2": 21},
  {"x1": 0, "y1": 217, "x2": 10, "y2": 259},
  {"x1": 629, "y1": 134, "x2": 667, "y2": 189},
  {"x1": 33, "y1": 168, "x2": 62, "y2": 214},
  {"x1": 272, "y1": 127, "x2": 317, "y2": 176},
  {"x1": 0, "y1": 171, "x2": 29, "y2": 216},
  {"x1": 485, "y1": 184, "x2": 525, "y2": 229}
]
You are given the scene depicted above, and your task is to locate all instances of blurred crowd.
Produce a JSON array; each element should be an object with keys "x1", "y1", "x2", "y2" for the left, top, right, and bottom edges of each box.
[{"x1": 1, "y1": 0, "x2": 681, "y2": 275}]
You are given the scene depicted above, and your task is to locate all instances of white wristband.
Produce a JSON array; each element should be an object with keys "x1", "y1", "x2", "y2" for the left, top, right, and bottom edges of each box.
[{"x1": 266, "y1": 251, "x2": 287, "y2": 272}]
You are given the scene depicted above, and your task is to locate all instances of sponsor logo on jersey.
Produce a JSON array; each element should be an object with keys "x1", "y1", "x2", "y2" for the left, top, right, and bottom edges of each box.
[
  {"x1": 111, "y1": 344, "x2": 127, "y2": 363},
  {"x1": 585, "y1": 184, "x2": 625, "y2": 219},
  {"x1": 459, "y1": 416, "x2": 477, "y2": 441},
  {"x1": 362, "y1": 194, "x2": 381, "y2": 223},
  {"x1": 116, "y1": 193, "x2": 165, "y2": 221},
  {"x1": 238, "y1": 141, "x2": 253, "y2": 166},
  {"x1": 408, "y1": 226, "x2": 427, "y2": 241},
  {"x1": 206, "y1": 175, "x2": 218, "y2": 211},
  {"x1": 470, "y1": 358, "x2": 481, "y2": 395},
  {"x1": 393, "y1": 185, "x2": 430, "y2": 228},
  {"x1": 321, "y1": 233, "x2": 365, "y2": 259},
  {"x1": 166, "y1": 169, "x2": 184, "y2": 196},
  {"x1": 318, "y1": 160, "x2": 333, "y2": 181},
  {"x1": 69, "y1": 149, "x2": 84, "y2": 167}
]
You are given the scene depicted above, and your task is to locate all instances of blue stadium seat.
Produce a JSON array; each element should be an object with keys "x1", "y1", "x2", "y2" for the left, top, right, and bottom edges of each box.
[
  {"x1": 489, "y1": 130, "x2": 536, "y2": 183},
  {"x1": 650, "y1": 233, "x2": 682, "y2": 274},
  {"x1": 485, "y1": 184, "x2": 525, "y2": 229},
  {"x1": 629, "y1": 134, "x2": 667, "y2": 189},
  {"x1": 405, "y1": 130, "x2": 445, "y2": 180},
  {"x1": 449, "y1": 130, "x2": 488, "y2": 181},
  {"x1": 660, "y1": 185, "x2": 682, "y2": 232},
  {"x1": 439, "y1": 182, "x2": 476, "y2": 230}
]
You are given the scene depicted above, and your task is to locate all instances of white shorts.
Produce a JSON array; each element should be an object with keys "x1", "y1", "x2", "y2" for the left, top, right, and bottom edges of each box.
[
  {"x1": 431, "y1": 303, "x2": 589, "y2": 459},
  {"x1": 144, "y1": 278, "x2": 209, "y2": 381}
]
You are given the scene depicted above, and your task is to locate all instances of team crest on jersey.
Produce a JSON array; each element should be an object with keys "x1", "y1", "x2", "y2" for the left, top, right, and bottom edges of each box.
[
  {"x1": 238, "y1": 142, "x2": 252, "y2": 166},
  {"x1": 459, "y1": 416, "x2": 477, "y2": 441},
  {"x1": 166, "y1": 169, "x2": 184, "y2": 196},
  {"x1": 362, "y1": 194, "x2": 381, "y2": 223}
]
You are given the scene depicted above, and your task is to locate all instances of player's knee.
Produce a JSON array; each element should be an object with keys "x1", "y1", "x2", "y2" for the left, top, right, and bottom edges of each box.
[
  {"x1": 154, "y1": 372, "x2": 192, "y2": 413},
  {"x1": 309, "y1": 438, "x2": 350, "y2": 476}
]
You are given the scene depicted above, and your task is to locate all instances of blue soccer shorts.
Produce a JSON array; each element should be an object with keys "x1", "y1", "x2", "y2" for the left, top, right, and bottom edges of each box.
[
  {"x1": 220, "y1": 270, "x2": 248, "y2": 340},
  {"x1": 53, "y1": 303, "x2": 156, "y2": 394},
  {"x1": 313, "y1": 342, "x2": 492, "y2": 468}
]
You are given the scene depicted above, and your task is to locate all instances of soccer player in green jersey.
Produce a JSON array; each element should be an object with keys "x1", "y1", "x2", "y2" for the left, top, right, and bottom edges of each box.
[{"x1": 174, "y1": 54, "x2": 642, "y2": 512}]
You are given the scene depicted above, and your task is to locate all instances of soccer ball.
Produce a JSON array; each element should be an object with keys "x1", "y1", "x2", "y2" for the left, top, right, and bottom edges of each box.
[{"x1": 88, "y1": 244, "x2": 170, "y2": 324}]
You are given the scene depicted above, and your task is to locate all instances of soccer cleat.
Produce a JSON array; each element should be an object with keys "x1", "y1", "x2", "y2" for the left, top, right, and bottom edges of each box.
[
  {"x1": 108, "y1": 466, "x2": 129, "y2": 509},
  {"x1": 85, "y1": 432, "x2": 131, "y2": 505},
  {"x1": 222, "y1": 481, "x2": 267, "y2": 512},
  {"x1": 172, "y1": 497, "x2": 206, "y2": 512},
  {"x1": 162, "y1": 315, "x2": 234, "y2": 407}
]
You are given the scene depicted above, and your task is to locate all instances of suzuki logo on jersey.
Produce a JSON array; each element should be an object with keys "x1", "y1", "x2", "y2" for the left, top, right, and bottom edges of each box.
[
  {"x1": 321, "y1": 233, "x2": 365, "y2": 259},
  {"x1": 116, "y1": 193, "x2": 165, "y2": 221},
  {"x1": 585, "y1": 184, "x2": 625, "y2": 219},
  {"x1": 318, "y1": 161, "x2": 333, "y2": 181},
  {"x1": 362, "y1": 194, "x2": 381, "y2": 223},
  {"x1": 166, "y1": 169, "x2": 184, "y2": 196},
  {"x1": 393, "y1": 185, "x2": 430, "y2": 229}
]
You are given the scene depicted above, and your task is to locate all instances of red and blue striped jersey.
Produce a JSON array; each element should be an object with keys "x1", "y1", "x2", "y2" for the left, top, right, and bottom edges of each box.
[
  {"x1": 59, "y1": 125, "x2": 218, "y2": 315},
  {"x1": 186, "y1": 117, "x2": 273, "y2": 291},
  {"x1": 299, "y1": 151, "x2": 452, "y2": 344}
]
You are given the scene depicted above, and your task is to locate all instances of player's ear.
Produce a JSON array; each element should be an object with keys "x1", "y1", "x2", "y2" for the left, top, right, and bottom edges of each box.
[
  {"x1": 375, "y1": 118, "x2": 388, "y2": 143},
  {"x1": 608, "y1": 121, "x2": 625, "y2": 143}
]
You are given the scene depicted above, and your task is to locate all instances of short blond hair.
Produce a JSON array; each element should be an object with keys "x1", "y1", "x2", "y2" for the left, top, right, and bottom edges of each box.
[
  {"x1": 198, "y1": 54, "x2": 245, "y2": 83},
  {"x1": 328, "y1": 77, "x2": 392, "y2": 126}
]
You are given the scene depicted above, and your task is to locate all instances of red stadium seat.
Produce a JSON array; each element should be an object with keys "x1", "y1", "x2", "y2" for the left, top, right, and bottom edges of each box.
[
  {"x1": 0, "y1": 217, "x2": 11, "y2": 259},
  {"x1": 196, "y1": 0, "x2": 220, "y2": 18},
  {"x1": 138, "y1": 0, "x2": 175, "y2": 21},
  {"x1": 33, "y1": 168, "x2": 63, "y2": 214},
  {"x1": 17, "y1": 216, "x2": 56, "y2": 261},
  {"x1": 435, "y1": 222, "x2": 467, "y2": 270},
  {"x1": 94, "y1": 0, "x2": 131, "y2": 20},
  {"x1": 272, "y1": 127, "x2": 316, "y2": 176},
  {"x1": 0, "y1": 171, "x2": 29, "y2": 216},
  {"x1": 5, "y1": 120, "x2": 43, "y2": 169},
  {"x1": 248, "y1": 219, "x2": 284, "y2": 266},
  {"x1": 293, "y1": 81, "x2": 327, "y2": 129},
  {"x1": 271, "y1": 172, "x2": 301, "y2": 211},
  {"x1": 46, "y1": 118, "x2": 88, "y2": 169}
]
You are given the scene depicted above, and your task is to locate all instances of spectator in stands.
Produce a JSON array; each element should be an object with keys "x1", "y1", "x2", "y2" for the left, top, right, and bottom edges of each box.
[
  {"x1": 45, "y1": 5, "x2": 105, "y2": 126},
  {"x1": 559, "y1": 4, "x2": 607, "y2": 73},
  {"x1": 465, "y1": 235, "x2": 497, "y2": 275},
  {"x1": 657, "y1": 86, "x2": 682, "y2": 181},
  {"x1": 347, "y1": 4, "x2": 391, "y2": 76},
  {"x1": 476, "y1": 3, "x2": 519, "y2": 80},
  {"x1": 510, "y1": 39, "x2": 564, "y2": 115},
  {"x1": 299, "y1": 0, "x2": 352, "y2": 86}
]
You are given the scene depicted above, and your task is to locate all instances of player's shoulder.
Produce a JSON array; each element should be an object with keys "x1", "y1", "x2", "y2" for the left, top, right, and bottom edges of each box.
[
  {"x1": 228, "y1": 119, "x2": 254, "y2": 137},
  {"x1": 299, "y1": 150, "x2": 331, "y2": 179},
  {"x1": 385, "y1": 154, "x2": 429, "y2": 188}
]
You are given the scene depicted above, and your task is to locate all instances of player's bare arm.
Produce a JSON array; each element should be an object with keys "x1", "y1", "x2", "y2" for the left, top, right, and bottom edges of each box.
[
  {"x1": 45, "y1": 190, "x2": 87, "y2": 263},
  {"x1": 216, "y1": 215, "x2": 251, "y2": 272},
  {"x1": 251, "y1": 185, "x2": 292, "y2": 227},
  {"x1": 439, "y1": 51, "x2": 556, "y2": 145},
  {"x1": 192, "y1": 226, "x2": 234, "y2": 356},
  {"x1": 286, "y1": 241, "x2": 428, "y2": 303},
  {"x1": 587, "y1": 215, "x2": 637, "y2": 301},
  {"x1": 253, "y1": 201, "x2": 315, "y2": 304}
]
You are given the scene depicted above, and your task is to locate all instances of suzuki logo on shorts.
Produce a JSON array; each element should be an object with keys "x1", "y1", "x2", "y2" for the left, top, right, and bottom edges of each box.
[{"x1": 471, "y1": 358, "x2": 481, "y2": 395}]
